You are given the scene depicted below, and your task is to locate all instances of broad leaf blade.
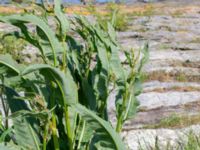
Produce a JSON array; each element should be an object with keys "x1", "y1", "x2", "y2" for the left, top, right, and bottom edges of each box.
[
  {"x1": 0, "y1": 54, "x2": 23, "y2": 87},
  {"x1": 13, "y1": 117, "x2": 40, "y2": 150},
  {"x1": 0, "y1": 54, "x2": 22, "y2": 75},
  {"x1": 54, "y1": 0, "x2": 69, "y2": 38},
  {"x1": 73, "y1": 104, "x2": 126, "y2": 150},
  {"x1": 4, "y1": 87, "x2": 40, "y2": 150},
  {"x1": 21, "y1": 64, "x2": 78, "y2": 105}
]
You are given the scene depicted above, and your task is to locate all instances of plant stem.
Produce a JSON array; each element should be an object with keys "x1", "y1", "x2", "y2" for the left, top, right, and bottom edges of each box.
[
  {"x1": 0, "y1": 76, "x2": 9, "y2": 129},
  {"x1": 43, "y1": 123, "x2": 48, "y2": 150},
  {"x1": 61, "y1": 38, "x2": 73, "y2": 150},
  {"x1": 51, "y1": 45, "x2": 57, "y2": 67},
  {"x1": 77, "y1": 121, "x2": 86, "y2": 149},
  {"x1": 73, "y1": 117, "x2": 81, "y2": 149},
  {"x1": 99, "y1": 101, "x2": 108, "y2": 120},
  {"x1": 85, "y1": 51, "x2": 92, "y2": 78},
  {"x1": 52, "y1": 113, "x2": 60, "y2": 150},
  {"x1": 116, "y1": 113, "x2": 123, "y2": 133},
  {"x1": 62, "y1": 39, "x2": 67, "y2": 73},
  {"x1": 65, "y1": 106, "x2": 73, "y2": 150},
  {"x1": 50, "y1": 85, "x2": 60, "y2": 150},
  {"x1": 116, "y1": 87, "x2": 128, "y2": 133}
]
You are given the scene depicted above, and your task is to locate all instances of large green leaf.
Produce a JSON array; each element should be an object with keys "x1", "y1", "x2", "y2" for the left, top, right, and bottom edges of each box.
[
  {"x1": 54, "y1": 0, "x2": 69, "y2": 39},
  {"x1": 92, "y1": 45, "x2": 110, "y2": 115},
  {"x1": 0, "y1": 54, "x2": 24, "y2": 87},
  {"x1": 0, "y1": 54, "x2": 22, "y2": 75},
  {"x1": 73, "y1": 104, "x2": 126, "y2": 150},
  {"x1": 13, "y1": 117, "x2": 40, "y2": 150},
  {"x1": 4, "y1": 87, "x2": 40, "y2": 150},
  {"x1": 80, "y1": 78, "x2": 96, "y2": 110},
  {"x1": 0, "y1": 56, "x2": 41, "y2": 149},
  {"x1": 4, "y1": 86, "x2": 29, "y2": 112},
  {"x1": 21, "y1": 64, "x2": 78, "y2": 105},
  {"x1": 109, "y1": 45, "x2": 126, "y2": 117},
  {"x1": 107, "y1": 22, "x2": 118, "y2": 46}
]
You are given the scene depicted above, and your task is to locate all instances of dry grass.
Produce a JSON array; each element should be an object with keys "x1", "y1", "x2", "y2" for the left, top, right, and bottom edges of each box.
[
  {"x1": 144, "y1": 71, "x2": 200, "y2": 82},
  {"x1": 144, "y1": 113, "x2": 200, "y2": 129},
  {"x1": 0, "y1": 6, "x2": 23, "y2": 14},
  {"x1": 144, "y1": 86, "x2": 200, "y2": 93},
  {"x1": 64, "y1": 4, "x2": 200, "y2": 16},
  {"x1": 0, "y1": 3, "x2": 200, "y2": 16}
]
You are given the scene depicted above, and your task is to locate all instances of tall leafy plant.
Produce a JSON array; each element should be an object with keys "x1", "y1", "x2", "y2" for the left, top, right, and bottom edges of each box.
[{"x1": 0, "y1": 1, "x2": 148, "y2": 149}]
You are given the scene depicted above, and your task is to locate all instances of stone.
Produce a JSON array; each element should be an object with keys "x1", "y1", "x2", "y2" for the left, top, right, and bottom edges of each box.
[
  {"x1": 138, "y1": 91, "x2": 200, "y2": 110},
  {"x1": 123, "y1": 125, "x2": 200, "y2": 150}
]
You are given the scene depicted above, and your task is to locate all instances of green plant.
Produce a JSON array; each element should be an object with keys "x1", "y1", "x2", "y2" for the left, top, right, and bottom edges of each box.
[
  {"x1": 183, "y1": 131, "x2": 200, "y2": 150},
  {"x1": 140, "y1": 131, "x2": 200, "y2": 150},
  {"x1": 131, "y1": 4, "x2": 155, "y2": 17},
  {"x1": 159, "y1": 44, "x2": 170, "y2": 50},
  {"x1": 106, "y1": 3, "x2": 129, "y2": 31},
  {"x1": 0, "y1": 0, "x2": 148, "y2": 149},
  {"x1": 0, "y1": 32, "x2": 26, "y2": 62},
  {"x1": 87, "y1": 3, "x2": 129, "y2": 31},
  {"x1": 176, "y1": 73, "x2": 187, "y2": 82},
  {"x1": 144, "y1": 113, "x2": 200, "y2": 129},
  {"x1": 157, "y1": 114, "x2": 181, "y2": 128}
]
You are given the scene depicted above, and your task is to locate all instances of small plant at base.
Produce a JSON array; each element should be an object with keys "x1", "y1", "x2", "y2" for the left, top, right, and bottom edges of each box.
[{"x1": 176, "y1": 73, "x2": 187, "y2": 82}]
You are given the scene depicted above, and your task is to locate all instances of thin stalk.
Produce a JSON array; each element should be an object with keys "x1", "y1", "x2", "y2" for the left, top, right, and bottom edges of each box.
[
  {"x1": 99, "y1": 101, "x2": 108, "y2": 120},
  {"x1": 52, "y1": 113, "x2": 60, "y2": 150},
  {"x1": 123, "y1": 79, "x2": 135, "y2": 120},
  {"x1": 0, "y1": 76, "x2": 9, "y2": 129},
  {"x1": 52, "y1": 49, "x2": 58, "y2": 67},
  {"x1": 52, "y1": 77, "x2": 74, "y2": 150},
  {"x1": 61, "y1": 37, "x2": 73, "y2": 150},
  {"x1": 77, "y1": 121, "x2": 86, "y2": 149},
  {"x1": 123, "y1": 94, "x2": 131, "y2": 121},
  {"x1": 116, "y1": 69, "x2": 136, "y2": 132},
  {"x1": 72, "y1": 113, "x2": 77, "y2": 148},
  {"x1": 64, "y1": 106, "x2": 73, "y2": 150},
  {"x1": 73, "y1": 116, "x2": 81, "y2": 149},
  {"x1": 99, "y1": 76, "x2": 111, "y2": 120},
  {"x1": 61, "y1": 38, "x2": 67, "y2": 73},
  {"x1": 43, "y1": 123, "x2": 48, "y2": 150},
  {"x1": 50, "y1": 84, "x2": 60, "y2": 150},
  {"x1": 116, "y1": 114, "x2": 123, "y2": 133},
  {"x1": 116, "y1": 87, "x2": 128, "y2": 133},
  {"x1": 1, "y1": 96, "x2": 9, "y2": 129},
  {"x1": 85, "y1": 51, "x2": 92, "y2": 78}
]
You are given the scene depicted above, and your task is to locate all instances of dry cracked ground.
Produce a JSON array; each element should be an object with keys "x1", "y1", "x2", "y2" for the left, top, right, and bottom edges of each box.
[
  {"x1": 0, "y1": 1, "x2": 200, "y2": 150},
  {"x1": 113, "y1": 2, "x2": 200, "y2": 149}
]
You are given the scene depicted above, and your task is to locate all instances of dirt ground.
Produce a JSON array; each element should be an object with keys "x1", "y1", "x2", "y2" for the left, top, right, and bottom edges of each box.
[{"x1": 0, "y1": 1, "x2": 200, "y2": 16}]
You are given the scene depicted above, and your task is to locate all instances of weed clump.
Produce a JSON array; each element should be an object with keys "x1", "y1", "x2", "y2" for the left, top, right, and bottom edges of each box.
[
  {"x1": 87, "y1": 3, "x2": 129, "y2": 31},
  {"x1": 0, "y1": 32, "x2": 26, "y2": 62}
]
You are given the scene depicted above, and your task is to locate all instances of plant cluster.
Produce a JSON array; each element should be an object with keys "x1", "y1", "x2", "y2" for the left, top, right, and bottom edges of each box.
[
  {"x1": 139, "y1": 131, "x2": 200, "y2": 150},
  {"x1": 131, "y1": 4, "x2": 155, "y2": 17},
  {"x1": 87, "y1": 2, "x2": 129, "y2": 31},
  {"x1": 0, "y1": 1, "x2": 148, "y2": 149},
  {"x1": 0, "y1": 32, "x2": 26, "y2": 63}
]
